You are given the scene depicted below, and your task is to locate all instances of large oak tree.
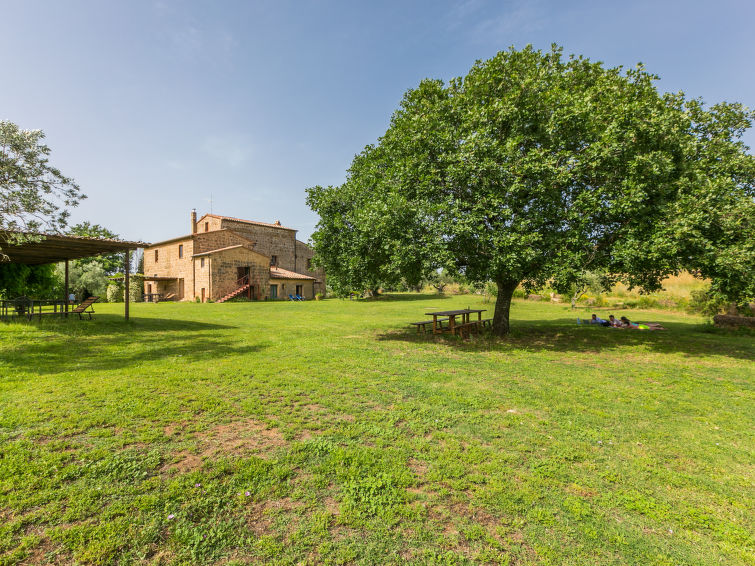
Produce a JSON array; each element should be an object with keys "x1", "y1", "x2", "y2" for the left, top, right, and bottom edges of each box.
[{"x1": 308, "y1": 46, "x2": 755, "y2": 334}]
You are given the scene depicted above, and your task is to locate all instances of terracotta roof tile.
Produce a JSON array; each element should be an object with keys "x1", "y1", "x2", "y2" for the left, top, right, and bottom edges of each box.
[{"x1": 269, "y1": 266, "x2": 316, "y2": 280}]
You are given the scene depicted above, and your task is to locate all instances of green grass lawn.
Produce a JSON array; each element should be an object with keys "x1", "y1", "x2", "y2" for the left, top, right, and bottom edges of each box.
[{"x1": 0, "y1": 295, "x2": 753, "y2": 565}]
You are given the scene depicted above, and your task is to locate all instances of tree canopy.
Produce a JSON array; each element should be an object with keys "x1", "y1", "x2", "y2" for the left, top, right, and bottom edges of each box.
[
  {"x1": 307, "y1": 45, "x2": 755, "y2": 334},
  {"x1": 0, "y1": 263, "x2": 58, "y2": 299},
  {"x1": 0, "y1": 120, "x2": 85, "y2": 250},
  {"x1": 68, "y1": 221, "x2": 123, "y2": 275}
]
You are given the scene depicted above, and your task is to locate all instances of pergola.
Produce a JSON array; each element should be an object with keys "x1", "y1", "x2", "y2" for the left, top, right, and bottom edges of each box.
[{"x1": 0, "y1": 232, "x2": 146, "y2": 320}]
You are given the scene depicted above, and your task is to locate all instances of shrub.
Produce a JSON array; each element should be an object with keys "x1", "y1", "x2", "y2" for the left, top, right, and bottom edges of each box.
[
  {"x1": 484, "y1": 281, "x2": 498, "y2": 298},
  {"x1": 127, "y1": 277, "x2": 143, "y2": 303},
  {"x1": 635, "y1": 296, "x2": 659, "y2": 309},
  {"x1": 688, "y1": 289, "x2": 729, "y2": 316},
  {"x1": 106, "y1": 283, "x2": 123, "y2": 303}
]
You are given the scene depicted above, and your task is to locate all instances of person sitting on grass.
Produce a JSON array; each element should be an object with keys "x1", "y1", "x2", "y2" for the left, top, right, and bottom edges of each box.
[
  {"x1": 608, "y1": 314, "x2": 621, "y2": 327},
  {"x1": 590, "y1": 313, "x2": 610, "y2": 327}
]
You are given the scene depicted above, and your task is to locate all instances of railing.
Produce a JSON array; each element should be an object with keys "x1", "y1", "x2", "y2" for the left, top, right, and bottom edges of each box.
[{"x1": 1, "y1": 297, "x2": 68, "y2": 321}]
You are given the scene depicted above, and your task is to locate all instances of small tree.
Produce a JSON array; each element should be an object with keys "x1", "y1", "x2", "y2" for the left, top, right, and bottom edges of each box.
[
  {"x1": 427, "y1": 269, "x2": 455, "y2": 294},
  {"x1": 60, "y1": 262, "x2": 108, "y2": 299},
  {"x1": 569, "y1": 271, "x2": 607, "y2": 309}
]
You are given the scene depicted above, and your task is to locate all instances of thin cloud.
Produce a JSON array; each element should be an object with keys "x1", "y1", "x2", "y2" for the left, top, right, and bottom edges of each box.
[
  {"x1": 152, "y1": 2, "x2": 236, "y2": 65},
  {"x1": 201, "y1": 135, "x2": 255, "y2": 168},
  {"x1": 445, "y1": 0, "x2": 545, "y2": 43}
]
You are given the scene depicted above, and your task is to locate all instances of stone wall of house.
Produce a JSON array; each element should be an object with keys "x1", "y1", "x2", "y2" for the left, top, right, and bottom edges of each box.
[
  {"x1": 220, "y1": 219, "x2": 297, "y2": 271},
  {"x1": 270, "y1": 277, "x2": 317, "y2": 299},
  {"x1": 196, "y1": 215, "x2": 223, "y2": 234},
  {"x1": 209, "y1": 246, "x2": 270, "y2": 301},
  {"x1": 194, "y1": 254, "x2": 211, "y2": 301},
  {"x1": 143, "y1": 236, "x2": 194, "y2": 300},
  {"x1": 193, "y1": 230, "x2": 255, "y2": 255}
]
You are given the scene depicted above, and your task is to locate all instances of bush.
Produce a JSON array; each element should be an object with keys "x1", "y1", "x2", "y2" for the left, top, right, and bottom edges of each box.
[
  {"x1": 635, "y1": 296, "x2": 660, "y2": 309},
  {"x1": 106, "y1": 283, "x2": 123, "y2": 303},
  {"x1": 128, "y1": 276, "x2": 143, "y2": 303},
  {"x1": 688, "y1": 289, "x2": 729, "y2": 316}
]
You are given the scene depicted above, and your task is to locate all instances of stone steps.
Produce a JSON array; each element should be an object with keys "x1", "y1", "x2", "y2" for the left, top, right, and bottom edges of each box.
[{"x1": 216, "y1": 283, "x2": 251, "y2": 303}]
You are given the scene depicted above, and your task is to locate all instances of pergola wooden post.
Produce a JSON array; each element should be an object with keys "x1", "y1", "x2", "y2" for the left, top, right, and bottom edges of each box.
[
  {"x1": 64, "y1": 259, "x2": 69, "y2": 317},
  {"x1": 124, "y1": 250, "x2": 130, "y2": 321}
]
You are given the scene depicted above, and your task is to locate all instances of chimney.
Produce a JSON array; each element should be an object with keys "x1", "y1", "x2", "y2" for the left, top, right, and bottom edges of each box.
[{"x1": 191, "y1": 209, "x2": 197, "y2": 233}]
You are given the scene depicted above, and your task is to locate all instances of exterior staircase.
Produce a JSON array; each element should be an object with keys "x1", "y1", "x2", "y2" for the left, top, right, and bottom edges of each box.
[{"x1": 216, "y1": 282, "x2": 251, "y2": 303}]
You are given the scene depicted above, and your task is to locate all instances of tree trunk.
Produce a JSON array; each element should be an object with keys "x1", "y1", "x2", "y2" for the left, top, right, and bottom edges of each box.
[
  {"x1": 492, "y1": 279, "x2": 520, "y2": 336},
  {"x1": 571, "y1": 285, "x2": 586, "y2": 310}
]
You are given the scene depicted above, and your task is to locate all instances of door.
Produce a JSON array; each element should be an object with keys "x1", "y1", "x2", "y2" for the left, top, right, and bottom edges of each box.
[
  {"x1": 237, "y1": 266, "x2": 250, "y2": 284},
  {"x1": 296, "y1": 284, "x2": 303, "y2": 297},
  {"x1": 201, "y1": 288, "x2": 205, "y2": 302},
  {"x1": 270, "y1": 284, "x2": 278, "y2": 299},
  {"x1": 178, "y1": 279, "x2": 184, "y2": 300},
  {"x1": 147, "y1": 283, "x2": 152, "y2": 302}
]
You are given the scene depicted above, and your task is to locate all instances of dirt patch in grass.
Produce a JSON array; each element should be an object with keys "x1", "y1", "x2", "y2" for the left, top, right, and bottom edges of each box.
[
  {"x1": 408, "y1": 457, "x2": 429, "y2": 477},
  {"x1": 17, "y1": 531, "x2": 69, "y2": 566},
  {"x1": 162, "y1": 419, "x2": 286, "y2": 472},
  {"x1": 245, "y1": 497, "x2": 304, "y2": 537},
  {"x1": 323, "y1": 496, "x2": 340, "y2": 515}
]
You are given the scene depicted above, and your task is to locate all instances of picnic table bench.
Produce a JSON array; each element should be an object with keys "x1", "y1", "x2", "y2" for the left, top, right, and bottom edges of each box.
[{"x1": 409, "y1": 318, "x2": 449, "y2": 333}]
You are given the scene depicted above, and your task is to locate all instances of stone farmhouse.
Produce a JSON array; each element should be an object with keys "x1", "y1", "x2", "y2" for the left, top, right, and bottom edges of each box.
[{"x1": 142, "y1": 211, "x2": 325, "y2": 302}]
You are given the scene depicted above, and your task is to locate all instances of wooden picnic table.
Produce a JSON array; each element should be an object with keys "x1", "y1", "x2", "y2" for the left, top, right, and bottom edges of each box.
[{"x1": 425, "y1": 308, "x2": 487, "y2": 335}]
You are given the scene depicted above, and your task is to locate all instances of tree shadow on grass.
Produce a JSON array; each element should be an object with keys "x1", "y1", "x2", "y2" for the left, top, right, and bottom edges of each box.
[
  {"x1": 2, "y1": 313, "x2": 238, "y2": 336},
  {"x1": 363, "y1": 293, "x2": 454, "y2": 302},
  {"x1": 377, "y1": 317, "x2": 755, "y2": 362},
  {"x1": 1, "y1": 315, "x2": 266, "y2": 375}
]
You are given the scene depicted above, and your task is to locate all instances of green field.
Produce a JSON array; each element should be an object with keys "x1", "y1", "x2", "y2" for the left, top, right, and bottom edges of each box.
[{"x1": 0, "y1": 296, "x2": 753, "y2": 565}]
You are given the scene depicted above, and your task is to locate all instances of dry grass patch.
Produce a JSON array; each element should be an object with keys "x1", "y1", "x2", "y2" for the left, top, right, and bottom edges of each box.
[
  {"x1": 162, "y1": 419, "x2": 286, "y2": 472},
  {"x1": 17, "y1": 535, "x2": 66, "y2": 566}
]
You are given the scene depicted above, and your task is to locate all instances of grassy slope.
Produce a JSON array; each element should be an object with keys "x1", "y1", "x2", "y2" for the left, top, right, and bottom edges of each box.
[{"x1": 0, "y1": 295, "x2": 752, "y2": 565}]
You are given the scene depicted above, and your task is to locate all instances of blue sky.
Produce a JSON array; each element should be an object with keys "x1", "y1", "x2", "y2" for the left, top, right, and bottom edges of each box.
[{"x1": 2, "y1": 0, "x2": 753, "y2": 243}]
